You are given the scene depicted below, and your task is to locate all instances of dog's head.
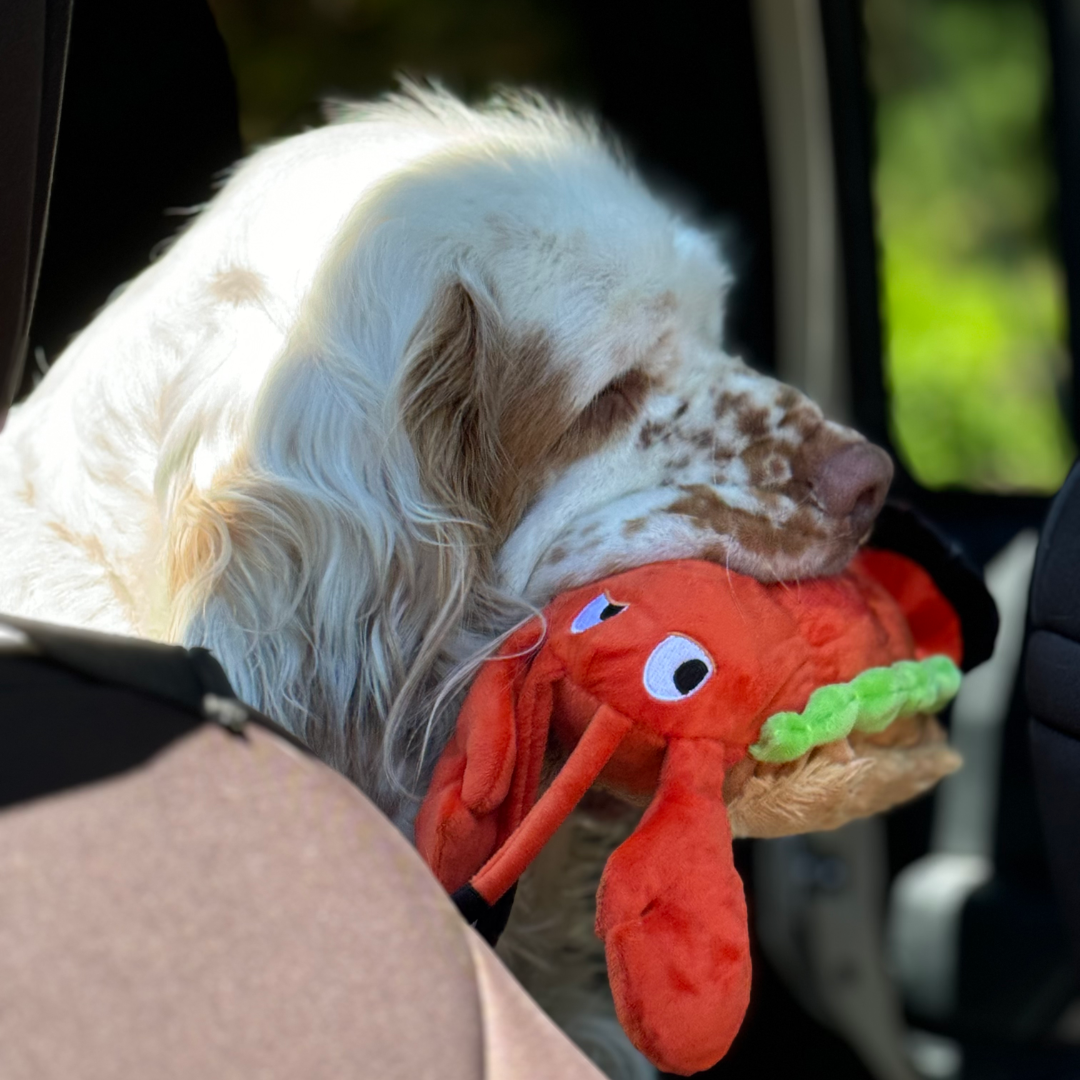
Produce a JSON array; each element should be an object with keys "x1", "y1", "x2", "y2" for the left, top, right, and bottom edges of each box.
[{"x1": 387, "y1": 93, "x2": 892, "y2": 606}]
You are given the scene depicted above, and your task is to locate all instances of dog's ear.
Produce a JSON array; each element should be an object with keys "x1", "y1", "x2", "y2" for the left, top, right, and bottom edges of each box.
[
  {"x1": 400, "y1": 281, "x2": 504, "y2": 547},
  {"x1": 162, "y1": 278, "x2": 524, "y2": 822},
  {"x1": 163, "y1": 272, "x2": 575, "y2": 825},
  {"x1": 414, "y1": 619, "x2": 564, "y2": 893},
  {"x1": 161, "y1": 327, "x2": 499, "y2": 824},
  {"x1": 400, "y1": 280, "x2": 590, "y2": 549}
]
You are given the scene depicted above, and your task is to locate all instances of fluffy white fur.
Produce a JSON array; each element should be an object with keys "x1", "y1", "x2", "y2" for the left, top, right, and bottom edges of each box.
[{"x1": 0, "y1": 85, "x2": 890, "y2": 1078}]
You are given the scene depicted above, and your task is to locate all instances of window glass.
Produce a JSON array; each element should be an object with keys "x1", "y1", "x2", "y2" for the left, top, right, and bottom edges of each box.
[{"x1": 864, "y1": 0, "x2": 1074, "y2": 492}]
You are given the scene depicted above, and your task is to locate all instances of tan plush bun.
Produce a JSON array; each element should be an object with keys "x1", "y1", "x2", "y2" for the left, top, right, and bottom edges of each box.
[{"x1": 724, "y1": 713, "x2": 961, "y2": 838}]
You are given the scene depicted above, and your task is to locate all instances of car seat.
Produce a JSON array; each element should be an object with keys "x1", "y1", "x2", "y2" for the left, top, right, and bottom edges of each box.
[{"x1": 1028, "y1": 460, "x2": 1080, "y2": 971}]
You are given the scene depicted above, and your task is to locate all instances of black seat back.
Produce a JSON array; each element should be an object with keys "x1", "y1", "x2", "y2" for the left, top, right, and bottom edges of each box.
[{"x1": 1028, "y1": 460, "x2": 1080, "y2": 969}]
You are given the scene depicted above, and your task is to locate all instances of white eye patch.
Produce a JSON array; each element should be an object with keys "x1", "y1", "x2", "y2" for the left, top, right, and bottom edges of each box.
[
  {"x1": 643, "y1": 635, "x2": 713, "y2": 701},
  {"x1": 571, "y1": 593, "x2": 628, "y2": 633}
]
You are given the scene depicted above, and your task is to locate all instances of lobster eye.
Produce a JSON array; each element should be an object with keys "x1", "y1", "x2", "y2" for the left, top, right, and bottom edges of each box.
[
  {"x1": 643, "y1": 635, "x2": 713, "y2": 701},
  {"x1": 571, "y1": 593, "x2": 628, "y2": 633}
]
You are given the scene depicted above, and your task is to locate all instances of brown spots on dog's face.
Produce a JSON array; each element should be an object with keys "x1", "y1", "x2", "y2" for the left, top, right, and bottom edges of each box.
[
  {"x1": 780, "y1": 404, "x2": 824, "y2": 441},
  {"x1": 737, "y1": 406, "x2": 772, "y2": 441},
  {"x1": 638, "y1": 419, "x2": 672, "y2": 450},
  {"x1": 741, "y1": 440, "x2": 791, "y2": 488},
  {"x1": 208, "y1": 268, "x2": 266, "y2": 306},
  {"x1": 687, "y1": 428, "x2": 715, "y2": 452},
  {"x1": 773, "y1": 388, "x2": 826, "y2": 442},
  {"x1": 775, "y1": 386, "x2": 801, "y2": 411},
  {"x1": 666, "y1": 484, "x2": 828, "y2": 566},
  {"x1": 516, "y1": 340, "x2": 893, "y2": 592},
  {"x1": 714, "y1": 390, "x2": 750, "y2": 421},
  {"x1": 619, "y1": 374, "x2": 883, "y2": 577}
]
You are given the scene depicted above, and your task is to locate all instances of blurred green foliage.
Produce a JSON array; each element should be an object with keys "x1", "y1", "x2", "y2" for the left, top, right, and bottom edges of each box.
[{"x1": 865, "y1": 0, "x2": 1075, "y2": 491}]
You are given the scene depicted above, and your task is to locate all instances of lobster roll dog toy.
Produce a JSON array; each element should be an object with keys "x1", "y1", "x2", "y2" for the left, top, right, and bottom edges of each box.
[{"x1": 416, "y1": 546, "x2": 986, "y2": 1075}]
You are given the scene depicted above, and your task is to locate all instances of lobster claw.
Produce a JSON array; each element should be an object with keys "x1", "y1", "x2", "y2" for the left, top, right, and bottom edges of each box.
[{"x1": 596, "y1": 737, "x2": 751, "y2": 1076}]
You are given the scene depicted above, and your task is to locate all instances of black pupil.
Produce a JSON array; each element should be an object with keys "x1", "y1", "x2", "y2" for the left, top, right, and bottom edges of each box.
[
  {"x1": 674, "y1": 659, "x2": 708, "y2": 695},
  {"x1": 599, "y1": 603, "x2": 624, "y2": 620}
]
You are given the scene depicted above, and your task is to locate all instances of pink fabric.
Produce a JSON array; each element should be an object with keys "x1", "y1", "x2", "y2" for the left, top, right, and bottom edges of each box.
[{"x1": 0, "y1": 722, "x2": 603, "y2": 1080}]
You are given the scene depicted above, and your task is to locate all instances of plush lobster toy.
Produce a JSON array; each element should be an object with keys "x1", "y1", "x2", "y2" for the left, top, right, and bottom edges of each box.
[{"x1": 415, "y1": 545, "x2": 978, "y2": 1075}]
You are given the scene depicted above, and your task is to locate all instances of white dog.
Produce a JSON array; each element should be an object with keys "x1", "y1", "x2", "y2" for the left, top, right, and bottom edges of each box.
[{"x1": 0, "y1": 85, "x2": 891, "y2": 1074}]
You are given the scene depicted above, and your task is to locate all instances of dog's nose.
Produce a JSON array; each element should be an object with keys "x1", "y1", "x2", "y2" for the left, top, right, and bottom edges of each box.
[{"x1": 808, "y1": 442, "x2": 894, "y2": 535}]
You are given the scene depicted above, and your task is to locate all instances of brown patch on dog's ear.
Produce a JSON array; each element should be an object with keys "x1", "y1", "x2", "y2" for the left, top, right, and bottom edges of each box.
[
  {"x1": 402, "y1": 282, "x2": 656, "y2": 547},
  {"x1": 401, "y1": 284, "x2": 569, "y2": 546}
]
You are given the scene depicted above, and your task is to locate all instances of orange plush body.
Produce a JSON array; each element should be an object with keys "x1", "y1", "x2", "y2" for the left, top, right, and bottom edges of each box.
[{"x1": 415, "y1": 550, "x2": 964, "y2": 1075}]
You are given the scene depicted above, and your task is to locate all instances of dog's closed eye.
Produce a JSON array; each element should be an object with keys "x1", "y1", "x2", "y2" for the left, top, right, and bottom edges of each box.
[{"x1": 575, "y1": 369, "x2": 653, "y2": 438}]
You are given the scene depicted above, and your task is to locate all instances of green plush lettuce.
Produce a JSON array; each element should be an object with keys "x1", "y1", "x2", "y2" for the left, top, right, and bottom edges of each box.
[{"x1": 748, "y1": 655, "x2": 962, "y2": 765}]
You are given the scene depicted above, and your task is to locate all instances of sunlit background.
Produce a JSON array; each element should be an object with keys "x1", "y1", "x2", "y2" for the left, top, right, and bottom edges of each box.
[
  {"x1": 865, "y1": 0, "x2": 1074, "y2": 493},
  {"x1": 206, "y1": 0, "x2": 1076, "y2": 495}
]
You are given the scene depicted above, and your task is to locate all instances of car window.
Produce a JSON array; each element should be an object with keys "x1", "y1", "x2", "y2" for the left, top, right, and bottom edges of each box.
[{"x1": 865, "y1": 0, "x2": 1075, "y2": 493}]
